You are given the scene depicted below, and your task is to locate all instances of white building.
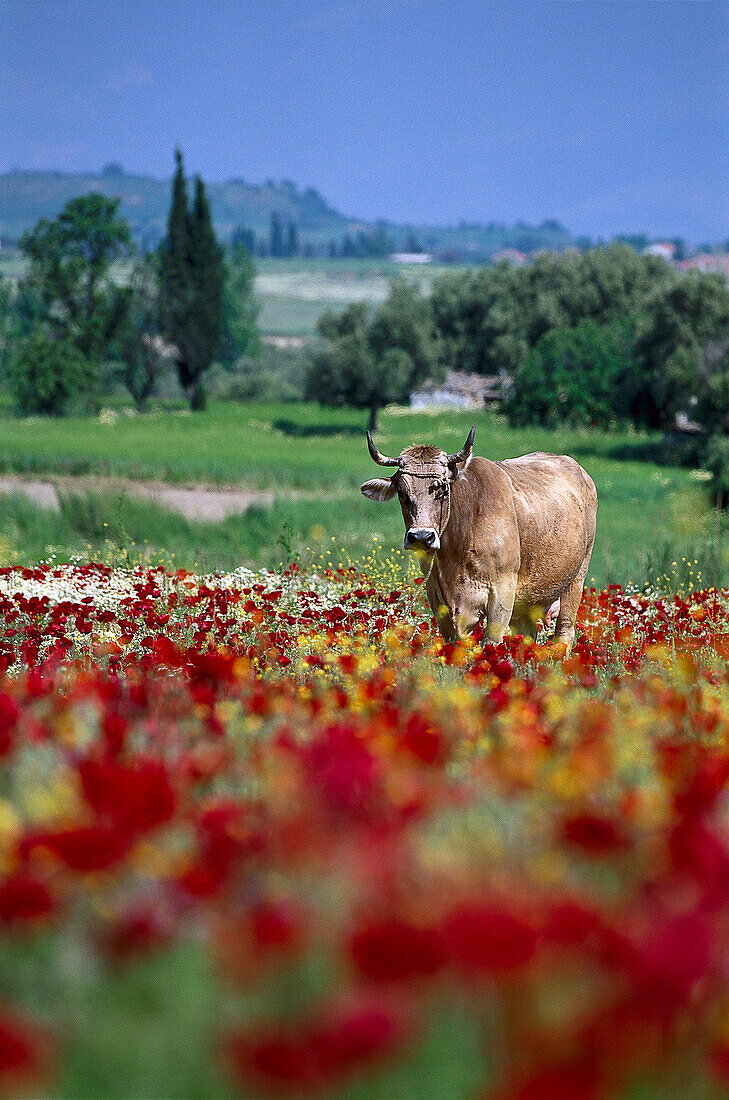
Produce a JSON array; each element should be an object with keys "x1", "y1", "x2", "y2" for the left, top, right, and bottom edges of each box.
[{"x1": 389, "y1": 252, "x2": 433, "y2": 264}]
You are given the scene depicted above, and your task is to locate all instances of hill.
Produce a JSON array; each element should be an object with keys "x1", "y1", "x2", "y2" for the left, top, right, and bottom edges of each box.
[{"x1": 0, "y1": 166, "x2": 579, "y2": 259}]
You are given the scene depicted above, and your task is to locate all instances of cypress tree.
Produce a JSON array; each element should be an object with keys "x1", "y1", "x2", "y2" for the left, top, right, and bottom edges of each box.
[
  {"x1": 158, "y1": 150, "x2": 192, "y2": 379},
  {"x1": 187, "y1": 175, "x2": 224, "y2": 406},
  {"x1": 269, "y1": 211, "x2": 284, "y2": 258},
  {"x1": 286, "y1": 220, "x2": 299, "y2": 257},
  {"x1": 158, "y1": 150, "x2": 225, "y2": 408}
]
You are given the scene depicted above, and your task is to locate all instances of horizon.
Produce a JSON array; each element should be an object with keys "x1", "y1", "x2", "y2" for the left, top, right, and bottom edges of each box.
[
  {"x1": 3, "y1": 0, "x2": 728, "y2": 241},
  {"x1": 1, "y1": 162, "x2": 722, "y2": 247}
]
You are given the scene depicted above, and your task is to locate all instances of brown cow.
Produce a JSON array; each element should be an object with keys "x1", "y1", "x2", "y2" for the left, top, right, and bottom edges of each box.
[{"x1": 360, "y1": 426, "x2": 597, "y2": 654}]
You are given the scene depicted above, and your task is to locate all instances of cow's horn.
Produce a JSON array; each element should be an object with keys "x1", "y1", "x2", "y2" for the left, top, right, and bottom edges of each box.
[
  {"x1": 366, "y1": 430, "x2": 400, "y2": 467},
  {"x1": 447, "y1": 424, "x2": 476, "y2": 465}
]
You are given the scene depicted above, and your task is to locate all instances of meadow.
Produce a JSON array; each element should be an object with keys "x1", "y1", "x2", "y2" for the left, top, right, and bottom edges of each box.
[
  {"x1": 0, "y1": 254, "x2": 439, "y2": 340},
  {"x1": 1, "y1": 389, "x2": 728, "y2": 1100},
  {"x1": 0, "y1": 401, "x2": 725, "y2": 589}
]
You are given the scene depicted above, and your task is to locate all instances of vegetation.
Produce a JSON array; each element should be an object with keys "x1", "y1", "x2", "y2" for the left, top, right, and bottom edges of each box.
[
  {"x1": 158, "y1": 151, "x2": 226, "y2": 408},
  {"x1": 2, "y1": 564, "x2": 729, "y2": 1097},
  {"x1": 15, "y1": 193, "x2": 132, "y2": 411},
  {"x1": 0, "y1": 167, "x2": 585, "y2": 258},
  {"x1": 506, "y1": 319, "x2": 635, "y2": 429},
  {"x1": 431, "y1": 245, "x2": 729, "y2": 504},
  {"x1": 306, "y1": 282, "x2": 439, "y2": 431},
  {"x1": 431, "y1": 244, "x2": 674, "y2": 378},
  {"x1": 115, "y1": 257, "x2": 168, "y2": 409},
  {"x1": 6, "y1": 331, "x2": 93, "y2": 416},
  {"x1": 220, "y1": 243, "x2": 260, "y2": 364},
  {"x1": 0, "y1": 402, "x2": 726, "y2": 587},
  {"x1": 633, "y1": 273, "x2": 729, "y2": 430},
  {"x1": 0, "y1": 155, "x2": 259, "y2": 412}
]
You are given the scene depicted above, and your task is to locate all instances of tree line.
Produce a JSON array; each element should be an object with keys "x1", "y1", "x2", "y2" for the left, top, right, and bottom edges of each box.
[
  {"x1": 231, "y1": 218, "x2": 406, "y2": 260},
  {"x1": 0, "y1": 150, "x2": 258, "y2": 413},
  {"x1": 2, "y1": 176, "x2": 728, "y2": 504},
  {"x1": 307, "y1": 246, "x2": 729, "y2": 503}
]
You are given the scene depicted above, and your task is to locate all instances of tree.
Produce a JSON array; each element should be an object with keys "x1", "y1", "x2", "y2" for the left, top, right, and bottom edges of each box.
[
  {"x1": 269, "y1": 211, "x2": 284, "y2": 258},
  {"x1": 0, "y1": 276, "x2": 12, "y2": 379},
  {"x1": 431, "y1": 244, "x2": 675, "y2": 380},
  {"x1": 634, "y1": 273, "x2": 729, "y2": 428},
  {"x1": 8, "y1": 330, "x2": 92, "y2": 415},
  {"x1": 305, "y1": 282, "x2": 439, "y2": 431},
  {"x1": 116, "y1": 258, "x2": 170, "y2": 409},
  {"x1": 158, "y1": 150, "x2": 225, "y2": 408},
  {"x1": 18, "y1": 193, "x2": 132, "y2": 394},
  {"x1": 231, "y1": 226, "x2": 256, "y2": 254},
  {"x1": 220, "y1": 242, "x2": 260, "y2": 364},
  {"x1": 505, "y1": 319, "x2": 635, "y2": 429},
  {"x1": 286, "y1": 220, "x2": 299, "y2": 257}
]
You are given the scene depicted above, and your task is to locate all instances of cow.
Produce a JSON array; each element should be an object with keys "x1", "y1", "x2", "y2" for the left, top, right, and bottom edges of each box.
[{"x1": 360, "y1": 426, "x2": 597, "y2": 654}]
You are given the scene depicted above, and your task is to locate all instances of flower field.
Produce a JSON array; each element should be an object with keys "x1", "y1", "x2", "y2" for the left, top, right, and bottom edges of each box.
[{"x1": 1, "y1": 562, "x2": 729, "y2": 1098}]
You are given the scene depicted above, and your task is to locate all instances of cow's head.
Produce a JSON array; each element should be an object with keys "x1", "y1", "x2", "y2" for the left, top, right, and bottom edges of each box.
[{"x1": 360, "y1": 426, "x2": 475, "y2": 552}]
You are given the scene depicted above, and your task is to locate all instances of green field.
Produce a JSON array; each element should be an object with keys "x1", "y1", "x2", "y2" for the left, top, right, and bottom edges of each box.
[
  {"x1": 0, "y1": 254, "x2": 447, "y2": 339},
  {"x1": 0, "y1": 401, "x2": 724, "y2": 587}
]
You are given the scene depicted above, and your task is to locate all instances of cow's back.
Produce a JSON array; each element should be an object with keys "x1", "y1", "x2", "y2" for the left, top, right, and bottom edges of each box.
[{"x1": 495, "y1": 452, "x2": 597, "y2": 603}]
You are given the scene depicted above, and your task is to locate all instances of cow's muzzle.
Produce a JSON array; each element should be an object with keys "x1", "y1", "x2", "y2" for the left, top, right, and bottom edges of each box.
[{"x1": 404, "y1": 528, "x2": 440, "y2": 551}]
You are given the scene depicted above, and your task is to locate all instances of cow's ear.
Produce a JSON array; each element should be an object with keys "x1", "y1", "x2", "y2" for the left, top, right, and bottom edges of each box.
[
  {"x1": 360, "y1": 478, "x2": 397, "y2": 502},
  {"x1": 449, "y1": 453, "x2": 473, "y2": 479}
]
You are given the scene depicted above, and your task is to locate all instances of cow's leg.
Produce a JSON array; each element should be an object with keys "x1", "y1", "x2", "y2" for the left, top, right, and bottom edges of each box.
[
  {"x1": 485, "y1": 577, "x2": 517, "y2": 644},
  {"x1": 433, "y1": 607, "x2": 457, "y2": 642},
  {"x1": 554, "y1": 566, "x2": 590, "y2": 655},
  {"x1": 425, "y1": 581, "x2": 457, "y2": 642},
  {"x1": 554, "y1": 540, "x2": 595, "y2": 655},
  {"x1": 543, "y1": 599, "x2": 560, "y2": 632}
]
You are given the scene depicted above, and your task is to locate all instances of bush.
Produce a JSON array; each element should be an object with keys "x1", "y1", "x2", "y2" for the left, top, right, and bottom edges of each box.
[
  {"x1": 190, "y1": 381, "x2": 208, "y2": 411},
  {"x1": 214, "y1": 345, "x2": 307, "y2": 403},
  {"x1": 505, "y1": 319, "x2": 634, "y2": 429},
  {"x1": 704, "y1": 435, "x2": 729, "y2": 509},
  {"x1": 8, "y1": 330, "x2": 94, "y2": 415}
]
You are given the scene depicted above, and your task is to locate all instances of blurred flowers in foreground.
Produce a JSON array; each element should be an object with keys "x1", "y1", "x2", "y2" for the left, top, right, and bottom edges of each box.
[{"x1": 1, "y1": 562, "x2": 729, "y2": 1097}]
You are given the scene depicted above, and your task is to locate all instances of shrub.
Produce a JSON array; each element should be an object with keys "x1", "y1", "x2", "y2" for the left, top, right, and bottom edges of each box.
[
  {"x1": 215, "y1": 345, "x2": 307, "y2": 403},
  {"x1": 8, "y1": 331, "x2": 93, "y2": 416},
  {"x1": 704, "y1": 435, "x2": 729, "y2": 510}
]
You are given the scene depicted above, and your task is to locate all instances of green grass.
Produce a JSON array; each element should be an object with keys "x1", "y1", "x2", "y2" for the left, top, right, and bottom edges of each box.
[
  {"x1": 0, "y1": 402, "x2": 725, "y2": 586},
  {"x1": 1, "y1": 933, "x2": 488, "y2": 1100},
  {"x1": 258, "y1": 294, "x2": 335, "y2": 337},
  {"x1": 254, "y1": 258, "x2": 444, "y2": 337}
]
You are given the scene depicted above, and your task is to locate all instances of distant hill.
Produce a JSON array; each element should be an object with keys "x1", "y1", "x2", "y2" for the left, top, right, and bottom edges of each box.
[{"x1": 0, "y1": 166, "x2": 580, "y2": 258}]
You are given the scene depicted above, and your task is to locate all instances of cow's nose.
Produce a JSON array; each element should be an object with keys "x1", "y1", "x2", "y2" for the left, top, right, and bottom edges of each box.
[{"x1": 404, "y1": 528, "x2": 440, "y2": 550}]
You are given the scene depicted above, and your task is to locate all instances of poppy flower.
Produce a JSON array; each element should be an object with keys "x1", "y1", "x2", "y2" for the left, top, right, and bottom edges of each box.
[
  {"x1": 444, "y1": 901, "x2": 538, "y2": 977},
  {"x1": 23, "y1": 825, "x2": 129, "y2": 873},
  {"x1": 0, "y1": 873, "x2": 55, "y2": 926},
  {"x1": 0, "y1": 1005, "x2": 53, "y2": 1092},
  {"x1": 561, "y1": 813, "x2": 629, "y2": 856},
  {"x1": 349, "y1": 917, "x2": 447, "y2": 982}
]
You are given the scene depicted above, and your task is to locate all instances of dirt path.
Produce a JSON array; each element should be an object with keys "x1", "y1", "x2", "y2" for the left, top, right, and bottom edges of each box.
[{"x1": 0, "y1": 474, "x2": 288, "y2": 522}]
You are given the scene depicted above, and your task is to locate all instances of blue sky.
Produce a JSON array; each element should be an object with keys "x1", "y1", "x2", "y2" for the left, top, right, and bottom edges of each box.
[{"x1": 2, "y1": 0, "x2": 728, "y2": 240}]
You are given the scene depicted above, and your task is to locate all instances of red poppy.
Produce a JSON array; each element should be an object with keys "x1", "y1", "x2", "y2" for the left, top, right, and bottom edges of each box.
[
  {"x1": 444, "y1": 901, "x2": 538, "y2": 977},
  {"x1": 224, "y1": 998, "x2": 407, "y2": 1095},
  {"x1": 78, "y1": 755, "x2": 176, "y2": 836},
  {"x1": 400, "y1": 714, "x2": 446, "y2": 765},
  {"x1": 0, "y1": 1005, "x2": 53, "y2": 1092},
  {"x1": 349, "y1": 916, "x2": 447, "y2": 983},
  {"x1": 0, "y1": 691, "x2": 19, "y2": 758},
  {"x1": 496, "y1": 1060, "x2": 602, "y2": 1100},
  {"x1": 561, "y1": 813, "x2": 629, "y2": 856},
  {"x1": 24, "y1": 825, "x2": 129, "y2": 873},
  {"x1": 0, "y1": 873, "x2": 55, "y2": 926}
]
